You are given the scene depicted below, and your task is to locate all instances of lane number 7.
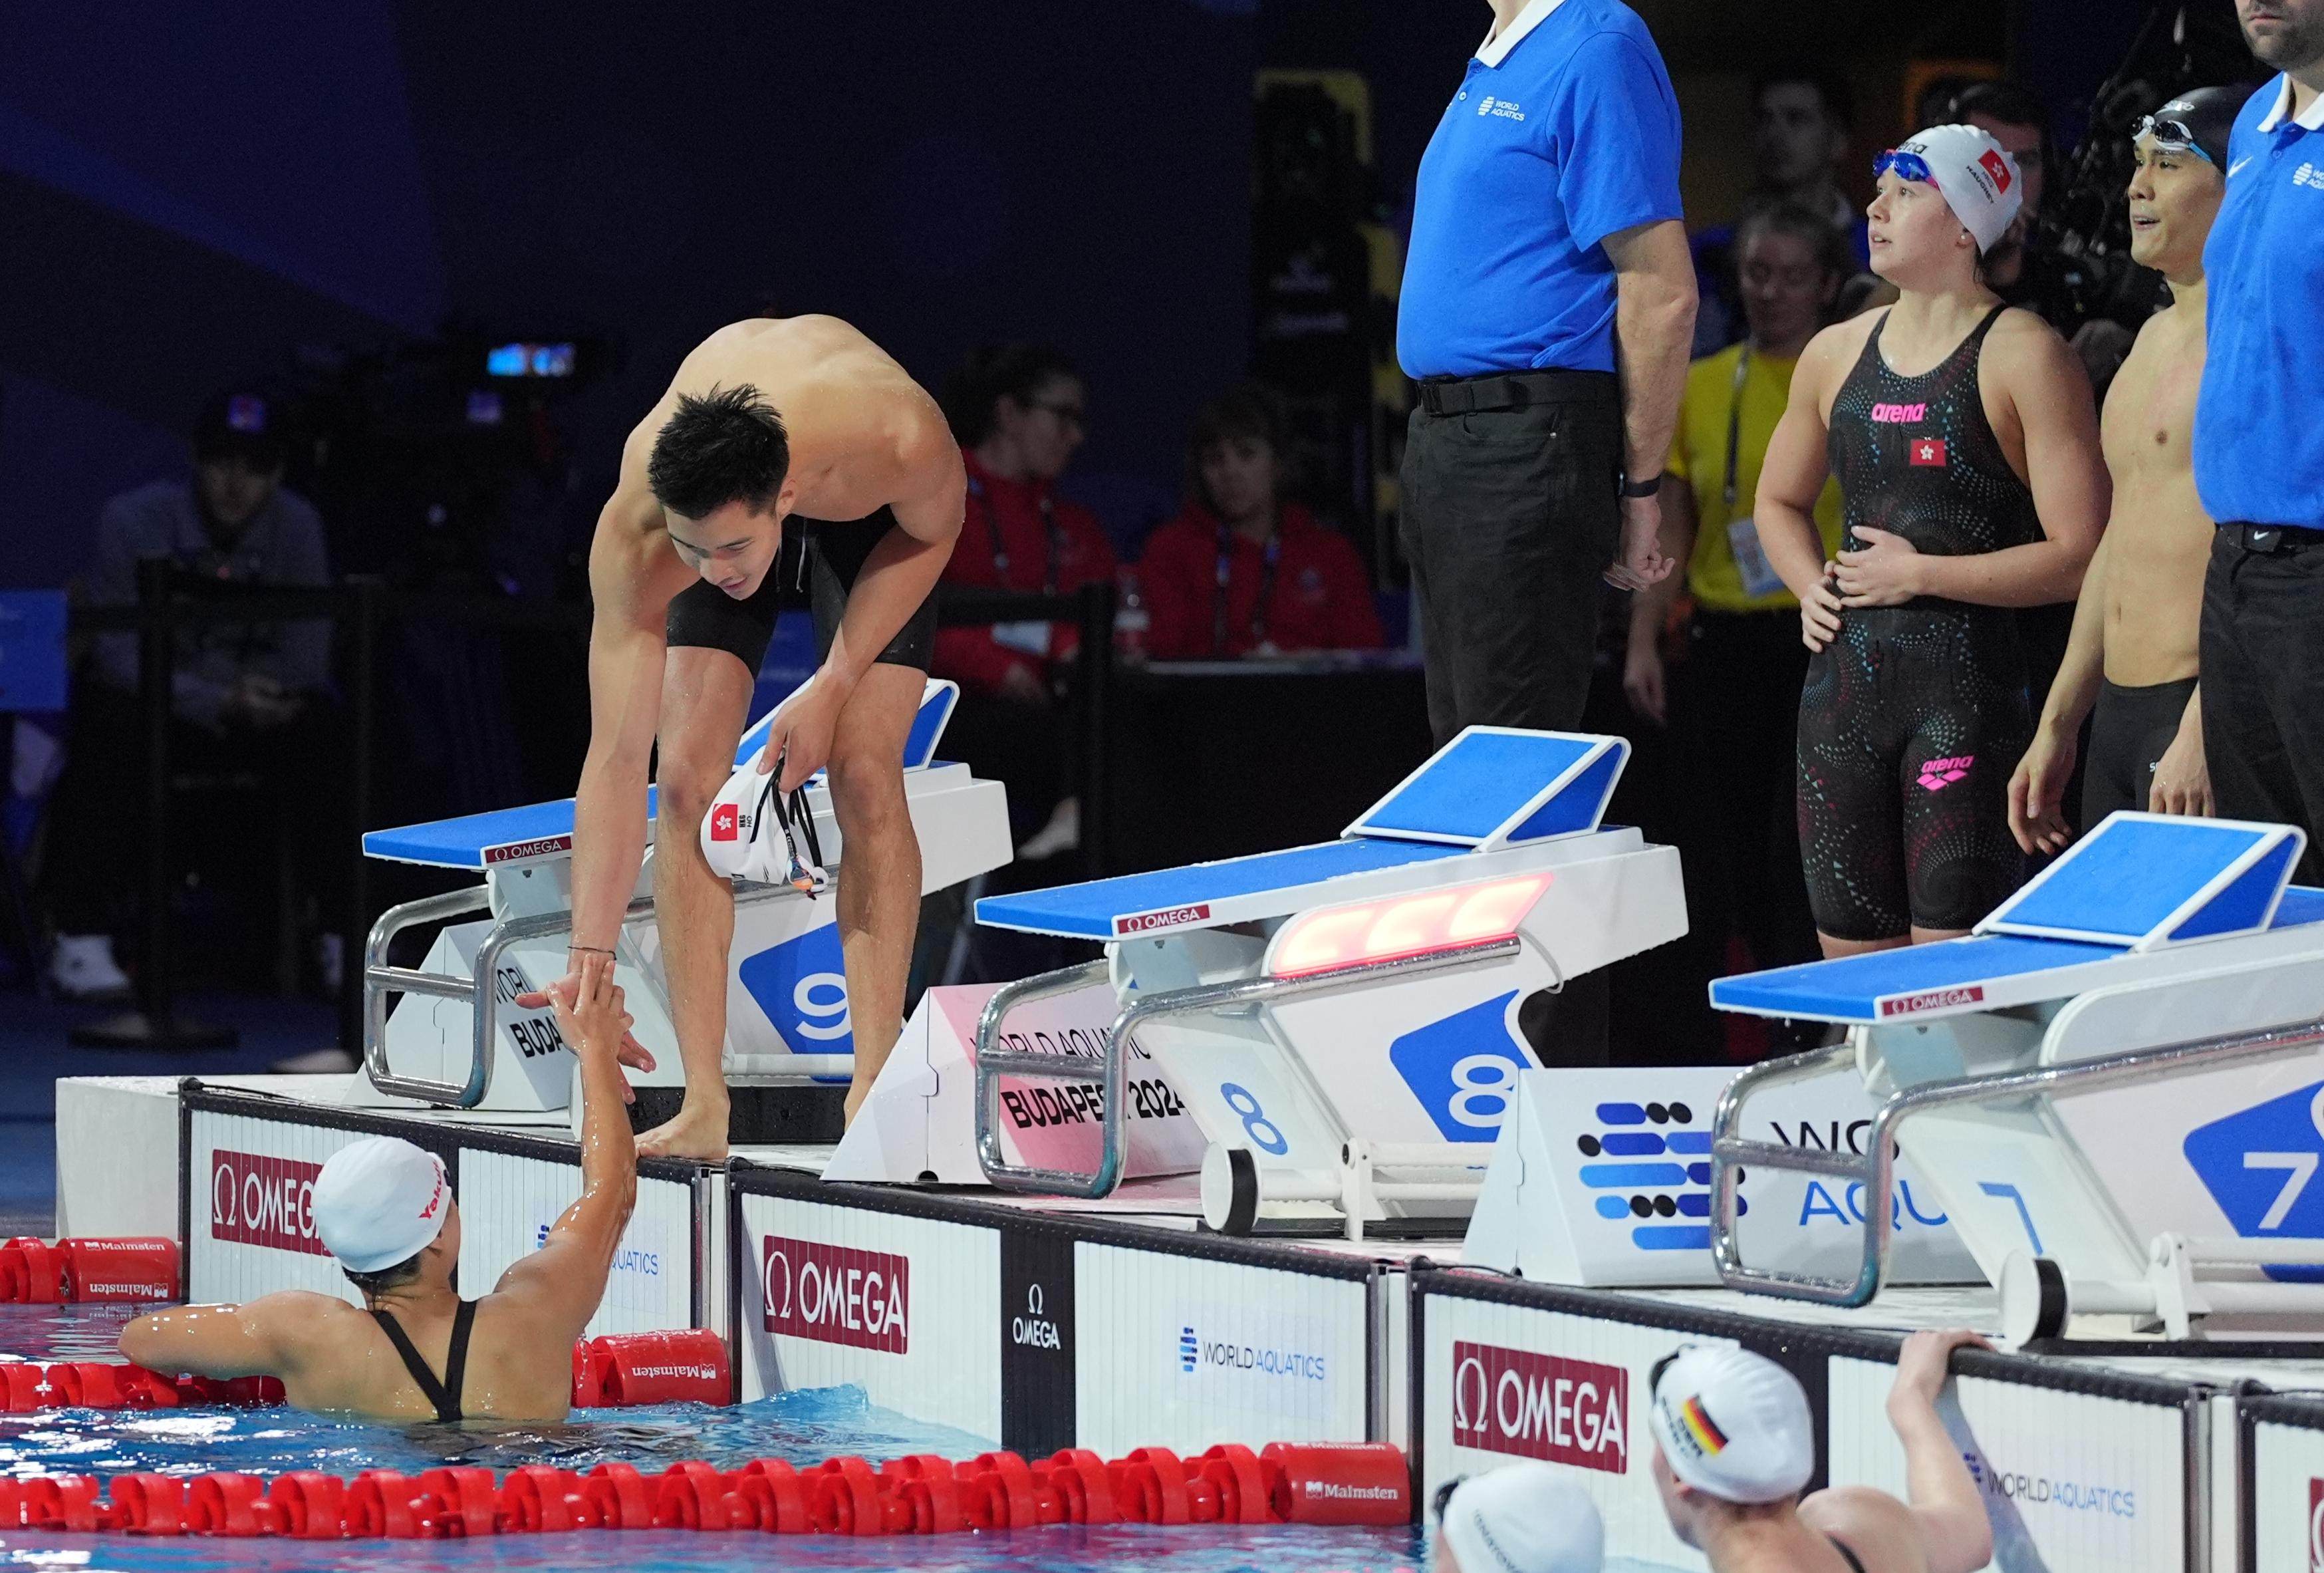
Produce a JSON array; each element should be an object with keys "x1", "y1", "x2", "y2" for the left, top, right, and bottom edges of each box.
[{"x1": 2244, "y1": 1151, "x2": 2319, "y2": 1231}]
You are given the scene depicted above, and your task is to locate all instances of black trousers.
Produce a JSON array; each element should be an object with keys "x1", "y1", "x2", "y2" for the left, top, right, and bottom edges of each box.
[
  {"x1": 2201, "y1": 531, "x2": 2324, "y2": 883},
  {"x1": 1659, "y1": 610, "x2": 1821, "y2": 1056},
  {"x1": 1399, "y1": 373, "x2": 1621, "y2": 1065},
  {"x1": 1398, "y1": 376, "x2": 1622, "y2": 744}
]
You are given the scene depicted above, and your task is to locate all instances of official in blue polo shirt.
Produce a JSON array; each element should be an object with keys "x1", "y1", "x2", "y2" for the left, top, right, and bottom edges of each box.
[
  {"x1": 1397, "y1": 0, "x2": 1696, "y2": 745},
  {"x1": 2193, "y1": 0, "x2": 2324, "y2": 875}
]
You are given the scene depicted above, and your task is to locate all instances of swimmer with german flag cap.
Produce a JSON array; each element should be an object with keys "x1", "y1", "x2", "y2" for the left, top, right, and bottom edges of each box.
[
  {"x1": 119, "y1": 970, "x2": 638, "y2": 1423},
  {"x1": 1648, "y1": 1332, "x2": 1992, "y2": 1573}
]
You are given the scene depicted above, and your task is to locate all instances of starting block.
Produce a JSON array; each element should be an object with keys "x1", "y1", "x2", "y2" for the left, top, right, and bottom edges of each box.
[
  {"x1": 356, "y1": 680, "x2": 1010, "y2": 1116},
  {"x1": 967, "y1": 728, "x2": 1687, "y2": 1238},
  {"x1": 1706, "y1": 811, "x2": 2324, "y2": 1340}
]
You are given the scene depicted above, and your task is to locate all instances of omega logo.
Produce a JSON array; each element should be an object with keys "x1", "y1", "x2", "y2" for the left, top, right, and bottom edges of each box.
[{"x1": 1011, "y1": 1281, "x2": 1062, "y2": 1350}]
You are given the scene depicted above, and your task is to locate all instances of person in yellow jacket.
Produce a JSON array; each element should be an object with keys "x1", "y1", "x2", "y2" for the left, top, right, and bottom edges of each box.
[{"x1": 1623, "y1": 204, "x2": 1849, "y2": 1054}]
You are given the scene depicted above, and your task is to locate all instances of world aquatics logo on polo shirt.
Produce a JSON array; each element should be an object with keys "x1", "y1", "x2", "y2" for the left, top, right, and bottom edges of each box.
[{"x1": 1476, "y1": 95, "x2": 1526, "y2": 122}]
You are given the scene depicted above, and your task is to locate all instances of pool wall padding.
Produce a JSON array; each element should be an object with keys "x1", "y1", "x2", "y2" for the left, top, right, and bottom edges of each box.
[{"x1": 126, "y1": 1081, "x2": 2324, "y2": 1572}]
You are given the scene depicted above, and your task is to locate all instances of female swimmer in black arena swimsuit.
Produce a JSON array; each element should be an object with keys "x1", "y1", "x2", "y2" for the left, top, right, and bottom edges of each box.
[{"x1": 1752, "y1": 124, "x2": 2108, "y2": 958}]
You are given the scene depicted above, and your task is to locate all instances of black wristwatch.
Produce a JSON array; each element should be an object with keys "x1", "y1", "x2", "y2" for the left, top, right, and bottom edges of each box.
[{"x1": 1618, "y1": 474, "x2": 1661, "y2": 500}]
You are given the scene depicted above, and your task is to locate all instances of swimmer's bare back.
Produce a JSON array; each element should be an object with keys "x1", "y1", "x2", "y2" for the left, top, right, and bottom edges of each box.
[{"x1": 592, "y1": 315, "x2": 955, "y2": 613}]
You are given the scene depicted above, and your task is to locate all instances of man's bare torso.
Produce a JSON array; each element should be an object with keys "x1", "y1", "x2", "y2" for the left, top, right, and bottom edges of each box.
[
  {"x1": 263, "y1": 1292, "x2": 571, "y2": 1423},
  {"x1": 601, "y1": 315, "x2": 948, "y2": 609},
  {"x1": 2097, "y1": 303, "x2": 2210, "y2": 688}
]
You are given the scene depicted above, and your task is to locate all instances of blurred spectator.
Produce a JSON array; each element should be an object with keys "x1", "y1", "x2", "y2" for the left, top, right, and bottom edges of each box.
[
  {"x1": 934, "y1": 344, "x2": 1115, "y2": 859},
  {"x1": 1625, "y1": 206, "x2": 1847, "y2": 1057},
  {"x1": 1433, "y1": 1463, "x2": 1604, "y2": 1573},
  {"x1": 1138, "y1": 385, "x2": 1384, "y2": 660},
  {"x1": 1692, "y1": 67, "x2": 1869, "y2": 353},
  {"x1": 41, "y1": 391, "x2": 340, "y2": 997}
]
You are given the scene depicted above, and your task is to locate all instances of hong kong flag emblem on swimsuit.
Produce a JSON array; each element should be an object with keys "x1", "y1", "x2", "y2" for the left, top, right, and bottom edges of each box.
[
  {"x1": 710, "y1": 803, "x2": 739, "y2": 842},
  {"x1": 1910, "y1": 437, "x2": 1948, "y2": 468}
]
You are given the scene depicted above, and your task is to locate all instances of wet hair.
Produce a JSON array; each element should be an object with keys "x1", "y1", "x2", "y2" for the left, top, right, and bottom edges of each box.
[
  {"x1": 1752, "y1": 65, "x2": 1855, "y2": 132},
  {"x1": 1186, "y1": 384, "x2": 1291, "y2": 513},
  {"x1": 646, "y1": 384, "x2": 789, "y2": 519},
  {"x1": 1734, "y1": 202, "x2": 1855, "y2": 289},
  {"x1": 342, "y1": 1252, "x2": 424, "y2": 1297},
  {"x1": 942, "y1": 344, "x2": 1080, "y2": 446}
]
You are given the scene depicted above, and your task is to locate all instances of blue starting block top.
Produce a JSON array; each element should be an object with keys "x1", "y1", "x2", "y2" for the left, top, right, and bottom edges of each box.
[
  {"x1": 1347, "y1": 728, "x2": 1626, "y2": 849},
  {"x1": 978, "y1": 726, "x2": 1633, "y2": 939},
  {"x1": 1713, "y1": 883, "x2": 2324, "y2": 1025},
  {"x1": 1978, "y1": 811, "x2": 2305, "y2": 950},
  {"x1": 975, "y1": 838, "x2": 1472, "y2": 940},
  {"x1": 363, "y1": 680, "x2": 960, "y2": 871}
]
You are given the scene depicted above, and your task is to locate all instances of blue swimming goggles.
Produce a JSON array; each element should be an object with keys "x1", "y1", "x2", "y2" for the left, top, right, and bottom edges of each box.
[
  {"x1": 1872, "y1": 148, "x2": 1935, "y2": 184},
  {"x1": 2130, "y1": 112, "x2": 2218, "y2": 165}
]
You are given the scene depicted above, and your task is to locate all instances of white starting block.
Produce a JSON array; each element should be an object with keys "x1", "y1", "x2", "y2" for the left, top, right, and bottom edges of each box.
[
  {"x1": 968, "y1": 728, "x2": 1687, "y2": 1238},
  {"x1": 356, "y1": 680, "x2": 1011, "y2": 1115},
  {"x1": 1706, "y1": 811, "x2": 2324, "y2": 1341}
]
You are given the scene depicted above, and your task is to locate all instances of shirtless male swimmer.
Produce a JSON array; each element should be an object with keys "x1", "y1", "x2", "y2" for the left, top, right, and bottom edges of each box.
[
  {"x1": 530, "y1": 317, "x2": 965, "y2": 1157},
  {"x1": 2009, "y1": 89, "x2": 2247, "y2": 851},
  {"x1": 119, "y1": 970, "x2": 636, "y2": 1423}
]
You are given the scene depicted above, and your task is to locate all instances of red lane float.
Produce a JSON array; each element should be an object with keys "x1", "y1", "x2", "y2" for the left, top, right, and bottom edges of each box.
[
  {"x1": 0, "y1": 1238, "x2": 178, "y2": 1304},
  {"x1": 0, "y1": 1441, "x2": 1410, "y2": 1539}
]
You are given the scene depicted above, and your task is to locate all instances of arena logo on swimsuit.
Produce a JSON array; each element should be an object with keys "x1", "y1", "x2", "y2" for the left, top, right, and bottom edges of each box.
[
  {"x1": 1448, "y1": 1342, "x2": 1628, "y2": 1473},
  {"x1": 761, "y1": 1234, "x2": 908, "y2": 1354}
]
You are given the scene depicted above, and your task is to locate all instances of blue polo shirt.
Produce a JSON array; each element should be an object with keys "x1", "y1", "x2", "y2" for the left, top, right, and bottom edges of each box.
[
  {"x1": 1396, "y1": 0, "x2": 1683, "y2": 379},
  {"x1": 2194, "y1": 74, "x2": 2324, "y2": 529}
]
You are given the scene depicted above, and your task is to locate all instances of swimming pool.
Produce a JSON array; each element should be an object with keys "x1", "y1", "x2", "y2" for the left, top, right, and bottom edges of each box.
[{"x1": 0, "y1": 1304, "x2": 1435, "y2": 1572}]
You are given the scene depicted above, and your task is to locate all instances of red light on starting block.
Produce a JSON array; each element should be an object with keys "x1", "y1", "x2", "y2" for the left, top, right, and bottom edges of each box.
[{"x1": 1269, "y1": 875, "x2": 1549, "y2": 978}]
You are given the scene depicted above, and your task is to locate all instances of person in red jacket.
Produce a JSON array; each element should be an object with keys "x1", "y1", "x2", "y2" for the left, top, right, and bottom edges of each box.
[
  {"x1": 1140, "y1": 384, "x2": 1384, "y2": 660},
  {"x1": 934, "y1": 345, "x2": 1118, "y2": 702},
  {"x1": 934, "y1": 345, "x2": 1117, "y2": 866}
]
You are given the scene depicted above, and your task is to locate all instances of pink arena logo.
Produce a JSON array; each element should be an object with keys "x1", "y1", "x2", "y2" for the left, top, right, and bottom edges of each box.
[
  {"x1": 1918, "y1": 756, "x2": 1974, "y2": 791},
  {"x1": 1871, "y1": 402, "x2": 1928, "y2": 424}
]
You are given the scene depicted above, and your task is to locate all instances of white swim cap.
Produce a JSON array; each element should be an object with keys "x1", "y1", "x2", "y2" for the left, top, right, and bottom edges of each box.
[
  {"x1": 700, "y1": 758, "x2": 827, "y2": 893},
  {"x1": 1648, "y1": 1344, "x2": 1815, "y2": 1504},
  {"x1": 1885, "y1": 124, "x2": 2023, "y2": 253},
  {"x1": 311, "y1": 1137, "x2": 451, "y2": 1273},
  {"x1": 1439, "y1": 1464, "x2": 1604, "y2": 1573}
]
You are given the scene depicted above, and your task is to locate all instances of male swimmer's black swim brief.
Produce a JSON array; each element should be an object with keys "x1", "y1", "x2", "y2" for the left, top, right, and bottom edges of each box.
[{"x1": 664, "y1": 507, "x2": 937, "y2": 675}]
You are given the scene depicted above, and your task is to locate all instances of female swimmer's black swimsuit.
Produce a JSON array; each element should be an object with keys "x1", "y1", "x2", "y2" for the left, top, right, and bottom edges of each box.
[
  {"x1": 371, "y1": 1298, "x2": 477, "y2": 1424},
  {"x1": 1797, "y1": 305, "x2": 2039, "y2": 940}
]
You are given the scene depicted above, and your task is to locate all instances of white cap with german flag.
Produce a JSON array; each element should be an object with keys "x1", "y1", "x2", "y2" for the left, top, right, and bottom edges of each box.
[{"x1": 1647, "y1": 1344, "x2": 1815, "y2": 1504}]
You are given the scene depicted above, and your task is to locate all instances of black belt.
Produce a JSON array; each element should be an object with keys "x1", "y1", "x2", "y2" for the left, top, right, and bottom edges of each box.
[
  {"x1": 2221, "y1": 523, "x2": 2324, "y2": 553},
  {"x1": 1416, "y1": 369, "x2": 1614, "y2": 416}
]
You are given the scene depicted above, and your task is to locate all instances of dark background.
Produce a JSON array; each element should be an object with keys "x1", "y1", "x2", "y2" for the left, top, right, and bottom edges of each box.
[{"x1": 0, "y1": 0, "x2": 2161, "y2": 591}]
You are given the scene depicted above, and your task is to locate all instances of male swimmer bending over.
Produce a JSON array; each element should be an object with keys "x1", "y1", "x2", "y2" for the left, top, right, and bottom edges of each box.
[
  {"x1": 120, "y1": 972, "x2": 637, "y2": 1423},
  {"x1": 529, "y1": 317, "x2": 964, "y2": 1157},
  {"x1": 2009, "y1": 89, "x2": 2245, "y2": 849}
]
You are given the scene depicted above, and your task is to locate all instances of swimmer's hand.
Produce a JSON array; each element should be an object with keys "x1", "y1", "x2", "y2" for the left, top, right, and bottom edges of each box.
[
  {"x1": 2009, "y1": 725, "x2": 2078, "y2": 855},
  {"x1": 515, "y1": 950, "x2": 654, "y2": 1102},
  {"x1": 1832, "y1": 526, "x2": 1922, "y2": 607},
  {"x1": 1799, "y1": 569, "x2": 1845, "y2": 652},
  {"x1": 757, "y1": 670, "x2": 845, "y2": 791},
  {"x1": 1603, "y1": 494, "x2": 1676, "y2": 593},
  {"x1": 551, "y1": 970, "x2": 632, "y2": 1062},
  {"x1": 2150, "y1": 715, "x2": 2212, "y2": 819},
  {"x1": 1888, "y1": 1328, "x2": 1989, "y2": 1417}
]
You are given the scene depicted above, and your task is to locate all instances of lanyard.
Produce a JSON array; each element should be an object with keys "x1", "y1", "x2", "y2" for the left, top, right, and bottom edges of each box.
[
  {"x1": 1722, "y1": 346, "x2": 1752, "y2": 514},
  {"x1": 1212, "y1": 522, "x2": 1282, "y2": 654},
  {"x1": 754, "y1": 747, "x2": 828, "y2": 898},
  {"x1": 972, "y1": 476, "x2": 1061, "y2": 595}
]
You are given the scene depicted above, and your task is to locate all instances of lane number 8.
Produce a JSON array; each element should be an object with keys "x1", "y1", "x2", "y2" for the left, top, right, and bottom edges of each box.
[
  {"x1": 1448, "y1": 1054, "x2": 1521, "y2": 1129},
  {"x1": 1220, "y1": 1082, "x2": 1289, "y2": 1155}
]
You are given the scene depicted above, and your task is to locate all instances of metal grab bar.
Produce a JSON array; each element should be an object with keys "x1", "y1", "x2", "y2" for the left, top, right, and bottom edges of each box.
[
  {"x1": 362, "y1": 879, "x2": 807, "y2": 1109},
  {"x1": 1707, "y1": 1016, "x2": 2324, "y2": 1307},
  {"x1": 973, "y1": 939, "x2": 1521, "y2": 1199}
]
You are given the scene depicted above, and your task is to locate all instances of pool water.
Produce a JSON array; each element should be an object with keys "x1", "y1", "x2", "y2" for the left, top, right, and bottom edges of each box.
[{"x1": 0, "y1": 1306, "x2": 1434, "y2": 1572}]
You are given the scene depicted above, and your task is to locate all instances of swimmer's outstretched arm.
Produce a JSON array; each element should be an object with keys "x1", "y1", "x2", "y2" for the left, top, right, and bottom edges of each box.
[
  {"x1": 758, "y1": 411, "x2": 962, "y2": 792},
  {"x1": 117, "y1": 1292, "x2": 335, "y2": 1380},
  {"x1": 1800, "y1": 1329, "x2": 1993, "y2": 1573},
  {"x1": 489, "y1": 970, "x2": 638, "y2": 1338}
]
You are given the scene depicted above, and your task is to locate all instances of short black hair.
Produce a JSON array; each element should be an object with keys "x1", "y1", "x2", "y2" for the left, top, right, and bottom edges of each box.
[
  {"x1": 646, "y1": 384, "x2": 789, "y2": 519},
  {"x1": 943, "y1": 344, "x2": 1080, "y2": 446},
  {"x1": 1753, "y1": 65, "x2": 1855, "y2": 133},
  {"x1": 342, "y1": 1252, "x2": 424, "y2": 1298},
  {"x1": 1946, "y1": 79, "x2": 2051, "y2": 134},
  {"x1": 1735, "y1": 202, "x2": 1855, "y2": 287},
  {"x1": 1187, "y1": 383, "x2": 1293, "y2": 513}
]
